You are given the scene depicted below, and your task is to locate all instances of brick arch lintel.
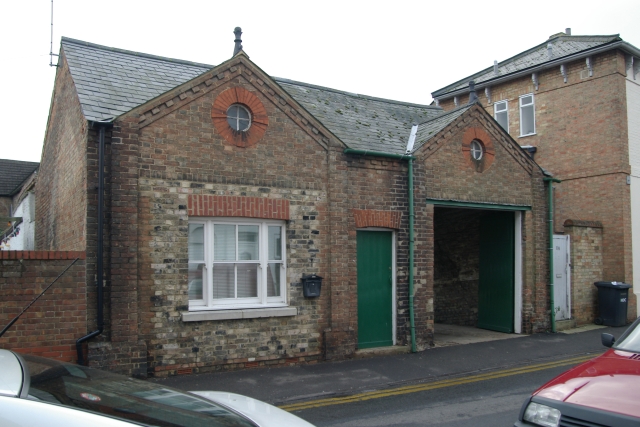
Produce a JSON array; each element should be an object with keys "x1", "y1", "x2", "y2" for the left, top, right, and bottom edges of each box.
[
  {"x1": 188, "y1": 195, "x2": 290, "y2": 220},
  {"x1": 352, "y1": 209, "x2": 402, "y2": 229}
]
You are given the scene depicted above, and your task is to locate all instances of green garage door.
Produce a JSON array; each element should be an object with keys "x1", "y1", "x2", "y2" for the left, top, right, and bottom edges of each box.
[
  {"x1": 478, "y1": 211, "x2": 515, "y2": 333},
  {"x1": 357, "y1": 230, "x2": 393, "y2": 349}
]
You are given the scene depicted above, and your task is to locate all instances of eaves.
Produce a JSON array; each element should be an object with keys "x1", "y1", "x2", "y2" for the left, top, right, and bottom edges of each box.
[{"x1": 433, "y1": 41, "x2": 640, "y2": 100}]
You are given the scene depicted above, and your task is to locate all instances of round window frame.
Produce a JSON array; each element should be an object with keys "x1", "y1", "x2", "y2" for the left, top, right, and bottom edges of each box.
[
  {"x1": 226, "y1": 104, "x2": 252, "y2": 132},
  {"x1": 470, "y1": 139, "x2": 484, "y2": 161},
  {"x1": 211, "y1": 87, "x2": 269, "y2": 148}
]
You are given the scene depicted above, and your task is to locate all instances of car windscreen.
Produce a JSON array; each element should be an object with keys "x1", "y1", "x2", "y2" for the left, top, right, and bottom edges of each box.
[
  {"x1": 613, "y1": 319, "x2": 640, "y2": 353},
  {"x1": 23, "y1": 356, "x2": 256, "y2": 427}
]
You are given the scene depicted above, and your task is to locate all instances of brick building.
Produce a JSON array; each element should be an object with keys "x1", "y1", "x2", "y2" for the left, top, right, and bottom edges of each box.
[
  {"x1": 3, "y1": 33, "x2": 551, "y2": 376},
  {"x1": 431, "y1": 30, "x2": 640, "y2": 326}
]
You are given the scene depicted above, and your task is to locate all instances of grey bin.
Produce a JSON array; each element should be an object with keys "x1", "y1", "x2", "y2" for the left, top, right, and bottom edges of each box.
[
  {"x1": 594, "y1": 281, "x2": 632, "y2": 327},
  {"x1": 301, "y1": 274, "x2": 323, "y2": 298}
]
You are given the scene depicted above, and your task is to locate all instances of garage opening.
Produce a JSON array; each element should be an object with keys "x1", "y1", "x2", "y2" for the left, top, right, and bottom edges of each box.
[{"x1": 433, "y1": 207, "x2": 521, "y2": 336}]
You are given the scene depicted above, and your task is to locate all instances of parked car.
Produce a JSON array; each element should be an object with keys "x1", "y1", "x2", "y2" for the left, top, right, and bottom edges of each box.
[
  {"x1": 0, "y1": 349, "x2": 315, "y2": 427},
  {"x1": 514, "y1": 317, "x2": 640, "y2": 427}
]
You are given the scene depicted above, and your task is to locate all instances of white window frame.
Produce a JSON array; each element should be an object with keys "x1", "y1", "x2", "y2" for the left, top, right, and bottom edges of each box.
[
  {"x1": 494, "y1": 100, "x2": 509, "y2": 132},
  {"x1": 188, "y1": 218, "x2": 287, "y2": 311},
  {"x1": 519, "y1": 94, "x2": 536, "y2": 137}
]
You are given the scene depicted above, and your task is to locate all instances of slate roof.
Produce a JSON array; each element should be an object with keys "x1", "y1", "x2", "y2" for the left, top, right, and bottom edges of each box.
[
  {"x1": 62, "y1": 37, "x2": 213, "y2": 122},
  {"x1": 61, "y1": 38, "x2": 446, "y2": 155},
  {"x1": 432, "y1": 34, "x2": 622, "y2": 98},
  {"x1": 0, "y1": 159, "x2": 39, "y2": 197},
  {"x1": 275, "y1": 78, "x2": 441, "y2": 155},
  {"x1": 413, "y1": 105, "x2": 472, "y2": 153}
]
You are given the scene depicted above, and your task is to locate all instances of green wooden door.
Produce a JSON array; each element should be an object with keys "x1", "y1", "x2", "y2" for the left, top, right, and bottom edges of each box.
[
  {"x1": 478, "y1": 211, "x2": 515, "y2": 333},
  {"x1": 357, "y1": 230, "x2": 393, "y2": 349}
]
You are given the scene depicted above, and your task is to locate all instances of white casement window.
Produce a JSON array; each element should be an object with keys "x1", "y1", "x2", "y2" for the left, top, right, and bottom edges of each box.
[
  {"x1": 188, "y1": 218, "x2": 286, "y2": 310},
  {"x1": 519, "y1": 94, "x2": 536, "y2": 136},
  {"x1": 494, "y1": 100, "x2": 509, "y2": 132}
]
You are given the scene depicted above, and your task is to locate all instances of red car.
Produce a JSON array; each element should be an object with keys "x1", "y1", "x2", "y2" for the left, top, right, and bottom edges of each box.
[{"x1": 515, "y1": 317, "x2": 640, "y2": 427}]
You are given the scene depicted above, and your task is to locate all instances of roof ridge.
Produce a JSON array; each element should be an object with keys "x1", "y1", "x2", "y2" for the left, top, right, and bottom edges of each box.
[
  {"x1": 419, "y1": 103, "x2": 472, "y2": 125},
  {"x1": 274, "y1": 77, "x2": 439, "y2": 110},
  {"x1": 61, "y1": 37, "x2": 215, "y2": 70}
]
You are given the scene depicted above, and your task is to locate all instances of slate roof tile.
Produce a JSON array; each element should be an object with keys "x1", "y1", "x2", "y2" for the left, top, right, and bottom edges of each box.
[
  {"x1": 432, "y1": 34, "x2": 621, "y2": 97},
  {"x1": 0, "y1": 159, "x2": 39, "y2": 197}
]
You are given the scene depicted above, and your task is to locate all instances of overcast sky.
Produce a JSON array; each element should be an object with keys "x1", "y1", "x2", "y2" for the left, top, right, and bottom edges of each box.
[{"x1": 2, "y1": 0, "x2": 639, "y2": 162}]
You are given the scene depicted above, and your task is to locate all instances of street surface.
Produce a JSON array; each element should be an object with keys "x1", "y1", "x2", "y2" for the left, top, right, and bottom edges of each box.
[
  {"x1": 152, "y1": 325, "x2": 629, "y2": 427},
  {"x1": 289, "y1": 360, "x2": 577, "y2": 426}
]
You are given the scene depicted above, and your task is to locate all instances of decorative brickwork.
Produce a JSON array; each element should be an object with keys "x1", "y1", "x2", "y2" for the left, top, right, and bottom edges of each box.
[
  {"x1": 461, "y1": 126, "x2": 495, "y2": 172},
  {"x1": 352, "y1": 209, "x2": 402, "y2": 229},
  {"x1": 188, "y1": 195, "x2": 289, "y2": 220},
  {"x1": 211, "y1": 87, "x2": 269, "y2": 148}
]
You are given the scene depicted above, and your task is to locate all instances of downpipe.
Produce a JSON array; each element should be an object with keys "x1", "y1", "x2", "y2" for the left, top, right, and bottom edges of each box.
[
  {"x1": 76, "y1": 122, "x2": 111, "y2": 364},
  {"x1": 544, "y1": 177, "x2": 561, "y2": 333}
]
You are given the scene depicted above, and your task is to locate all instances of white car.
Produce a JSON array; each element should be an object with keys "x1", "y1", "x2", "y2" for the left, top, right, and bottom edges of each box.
[{"x1": 0, "y1": 349, "x2": 315, "y2": 427}]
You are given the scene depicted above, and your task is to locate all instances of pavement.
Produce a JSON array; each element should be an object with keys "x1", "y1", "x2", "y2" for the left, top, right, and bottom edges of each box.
[{"x1": 150, "y1": 323, "x2": 629, "y2": 406}]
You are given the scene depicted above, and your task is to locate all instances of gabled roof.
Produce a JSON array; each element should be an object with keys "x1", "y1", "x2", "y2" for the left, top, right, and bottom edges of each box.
[
  {"x1": 276, "y1": 78, "x2": 441, "y2": 155},
  {"x1": 431, "y1": 33, "x2": 635, "y2": 99},
  {"x1": 60, "y1": 38, "x2": 443, "y2": 155},
  {"x1": 0, "y1": 159, "x2": 39, "y2": 197},
  {"x1": 413, "y1": 104, "x2": 472, "y2": 153},
  {"x1": 61, "y1": 37, "x2": 213, "y2": 122}
]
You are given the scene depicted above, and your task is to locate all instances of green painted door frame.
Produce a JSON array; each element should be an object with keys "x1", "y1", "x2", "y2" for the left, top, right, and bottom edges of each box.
[
  {"x1": 478, "y1": 211, "x2": 515, "y2": 333},
  {"x1": 357, "y1": 230, "x2": 394, "y2": 349}
]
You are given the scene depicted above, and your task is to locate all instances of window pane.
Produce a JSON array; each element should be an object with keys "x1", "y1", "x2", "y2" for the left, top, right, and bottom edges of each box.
[
  {"x1": 496, "y1": 111, "x2": 508, "y2": 131},
  {"x1": 521, "y1": 95, "x2": 532, "y2": 105},
  {"x1": 188, "y1": 224, "x2": 204, "y2": 261},
  {"x1": 521, "y1": 105, "x2": 535, "y2": 135},
  {"x1": 238, "y1": 225, "x2": 259, "y2": 260},
  {"x1": 267, "y1": 263, "x2": 281, "y2": 297},
  {"x1": 237, "y1": 264, "x2": 258, "y2": 298},
  {"x1": 214, "y1": 224, "x2": 236, "y2": 261},
  {"x1": 495, "y1": 102, "x2": 506, "y2": 112},
  {"x1": 268, "y1": 226, "x2": 282, "y2": 260},
  {"x1": 227, "y1": 116, "x2": 237, "y2": 129},
  {"x1": 188, "y1": 263, "x2": 204, "y2": 300},
  {"x1": 238, "y1": 107, "x2": 249, "y2": 120},
  {"x1": 212, "y1": 264, "x2": 235, "y2": 298}
]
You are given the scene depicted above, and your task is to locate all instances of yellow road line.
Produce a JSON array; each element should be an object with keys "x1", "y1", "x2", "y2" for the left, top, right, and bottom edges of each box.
[{"x1": 279, "y1": 354, "x2": 597, "y2": 412}]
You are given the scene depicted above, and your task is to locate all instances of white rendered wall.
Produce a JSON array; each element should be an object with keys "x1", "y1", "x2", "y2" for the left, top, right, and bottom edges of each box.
[
  {"x1": 627, "y1": 73, "x2": 640, "y2": 315},
  {"x1": 4, "y1": 193, "x2": 36, "y2": 251}
]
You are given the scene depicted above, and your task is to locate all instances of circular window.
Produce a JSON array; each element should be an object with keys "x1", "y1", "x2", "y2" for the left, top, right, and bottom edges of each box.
[
  {"x1": 227, "y1": 104, "x2": 251, "y2": 131},
  {"x1": 470, "y1": 139, "x2": 484, "y2": 160}
]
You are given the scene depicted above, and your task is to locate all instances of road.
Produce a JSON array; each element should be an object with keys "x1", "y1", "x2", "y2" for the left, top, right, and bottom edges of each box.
[{"x1": 288, "y1": 360, "x2": 579, "y2": 427}]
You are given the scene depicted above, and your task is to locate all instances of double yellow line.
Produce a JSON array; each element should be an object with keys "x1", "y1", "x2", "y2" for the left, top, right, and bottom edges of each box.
[{"x1": 279, "y1": 354, "x2": 597, "y2": 412}]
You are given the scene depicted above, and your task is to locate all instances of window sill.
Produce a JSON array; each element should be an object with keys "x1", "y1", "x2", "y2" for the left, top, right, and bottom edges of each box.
[
  {"x1": 518, "y1": 133, "x2": 536, "y2": 138},
  {"x1": 181, "y1": 307, "x2": 297, "y2": 322}
]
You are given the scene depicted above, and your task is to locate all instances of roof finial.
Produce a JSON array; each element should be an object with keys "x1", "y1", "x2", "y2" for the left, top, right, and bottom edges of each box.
[
  {"x1": 468, "y1": 80, "x2": 479, "y2": 105},
  {"x1": 233, "y1": 27, "x2": 243, "y2": 56}
]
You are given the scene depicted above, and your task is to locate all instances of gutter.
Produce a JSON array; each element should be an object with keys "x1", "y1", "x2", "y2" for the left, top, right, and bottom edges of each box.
[
  {"x1": 344, "y1": 142, "x2": 418, "y2": 353},
  {"x1": 433, "y1": 40, "x2": 640, "y2": 100},
  {"x1": 544, "y1": 177, "x2": 561, "y2": 333},
  {"x1": 76, "y1": 120, "x2": 113, "y2": 365}
]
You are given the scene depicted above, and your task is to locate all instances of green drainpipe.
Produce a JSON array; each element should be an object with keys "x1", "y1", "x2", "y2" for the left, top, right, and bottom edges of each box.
[
  {"x1": 343, "y1": 148, "x2": 417, "y2": 352},
  {"x1": 544, "y1": 177, "x2": 561, "y2": 333}
]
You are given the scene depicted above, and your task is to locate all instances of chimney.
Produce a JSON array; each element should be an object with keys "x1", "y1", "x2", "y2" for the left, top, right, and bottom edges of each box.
[
  {"x1": 233, "y1": 27, "x2": 243, "y2": 56},
  {"x1": 565, "y1": 28, "x2": 571, "y2": 35},
  {"x1": 547, "y1": 43, "x2": 553, "y2": 60},
  {"x1": 493, "y1": 60, "x2": 499, "y2": 75},
  {"x1": 468, "y1": 80, "x2": 479, "y2": 105}
]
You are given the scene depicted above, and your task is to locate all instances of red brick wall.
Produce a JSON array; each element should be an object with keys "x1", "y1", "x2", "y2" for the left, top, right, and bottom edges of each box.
[
  {"x1": 0, "y1": 251, "x2": 86, "y2": 361},
  {"x1": 418, "y1": 107, "x2": 549, "y2": 333},
  {"x1": 108, "y1": 59, "x2": 332, "y2": 375},
  {"x1": 36, "y1": 52, "x2": 89, "y2": 252},
  {"x1": 437, "y1": 50, "x2": 636, "y2": 320}
]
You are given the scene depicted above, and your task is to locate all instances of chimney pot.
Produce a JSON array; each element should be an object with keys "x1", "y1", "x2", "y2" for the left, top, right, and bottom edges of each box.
[
  {"x1": 233, "y1": 27, "x2": 243, "y2": 56},
  {"x1": 565, "y1": 28, "x2": 571, "y2": 35}
]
